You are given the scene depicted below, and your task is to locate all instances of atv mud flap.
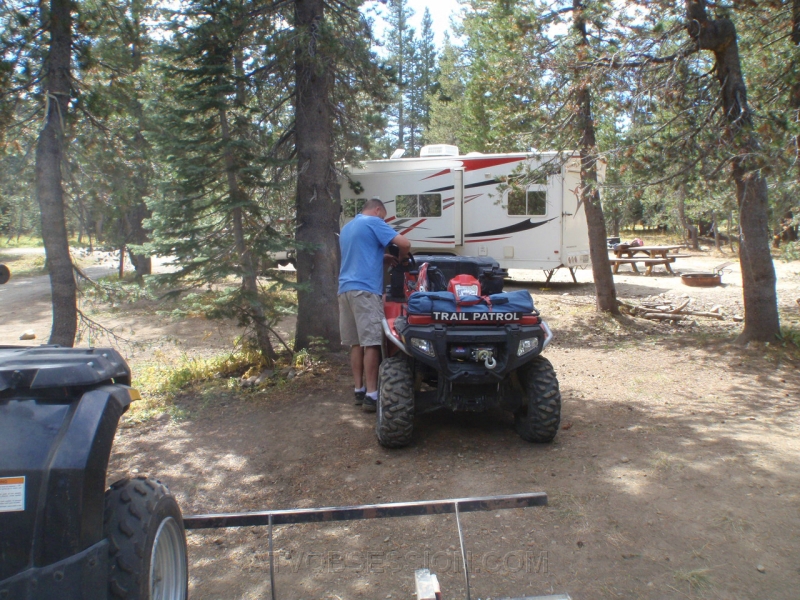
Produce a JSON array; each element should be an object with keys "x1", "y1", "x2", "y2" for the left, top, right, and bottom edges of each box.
[{"x1": 0, "y1": 540, "x2": 109, "y2": 600}]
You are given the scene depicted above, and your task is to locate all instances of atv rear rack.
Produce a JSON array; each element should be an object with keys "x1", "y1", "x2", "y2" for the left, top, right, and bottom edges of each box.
[{"x1": 183, "y1": 492, "x2": 551, "y2": 600}]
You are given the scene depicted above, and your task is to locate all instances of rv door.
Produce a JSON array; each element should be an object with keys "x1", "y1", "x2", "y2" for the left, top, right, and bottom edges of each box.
[{"x1": 453, "y1": 169, "x2": 464, "y2": 247}]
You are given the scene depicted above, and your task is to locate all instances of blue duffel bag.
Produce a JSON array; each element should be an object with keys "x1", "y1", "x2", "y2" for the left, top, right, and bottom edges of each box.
[
  {"x1": 488, "y1": 290, "x2": 535, "y2": 313},
  {"x1": 407, "y1": 290, "x2": 534, "y2": 315}
]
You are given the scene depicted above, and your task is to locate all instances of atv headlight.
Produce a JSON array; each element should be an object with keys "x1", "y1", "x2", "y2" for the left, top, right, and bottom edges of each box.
[
  {"x1": 517, "y1": 337, "x2": 539, "y2": 356},
  {"x1": 410, "y1": 337, "x2": 436, "y2": 357}
]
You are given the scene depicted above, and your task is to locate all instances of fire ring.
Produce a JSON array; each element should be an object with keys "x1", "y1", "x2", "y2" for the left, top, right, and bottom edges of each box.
[{"x1": 681, "y1": 272, "x2": 721, "y2": 287}]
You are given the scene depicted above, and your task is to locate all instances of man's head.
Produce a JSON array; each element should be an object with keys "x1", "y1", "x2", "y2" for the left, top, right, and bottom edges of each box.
[{"x1": 362, "y1": 198, "x2": 387, "y2": 220}]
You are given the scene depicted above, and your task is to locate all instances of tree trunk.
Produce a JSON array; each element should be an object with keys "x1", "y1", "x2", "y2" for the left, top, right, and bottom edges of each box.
[
  {"x1": 232, "y1": 200, "x2": 276, "y2": 363},
  {"x1": 35, "y1": 0, "x2": 77, "y2": 346},
  {"x1": 127, "y1": 19, "x2": 152, "y2": 280},
  {"x1": 574, "y1": 0, "x2": 618, "y2": 314},
  {"x1": 687, "y1": 225, "x2": 699, "y2": 250},
  {"x1": 219, "y1": 85, "x2": 276, "y2": 362},
  {"x1": 95, "y1": 212, "x2": 104, "y2": 239},
  {"x1": 293, "y1": 0, "x2": 342, "y2": 351},
  {"x1": 686, "y1": 0, "x2": 780, "y2": 343},
  {"x1": 77, "y1": 190, "x2": 85, "y2": 244},
  {"x1": 793, "y1": 0, "x2": 800, "y2": 188},
  {"x1": 127, "y1": 198, "x2": 152, "y2": 279},
  {"x1": 397, "y1": 4, "x2": 405, "y2": 150},
  {"x1": 677, "y1": 183, "x2": 699, "y2": 249}
]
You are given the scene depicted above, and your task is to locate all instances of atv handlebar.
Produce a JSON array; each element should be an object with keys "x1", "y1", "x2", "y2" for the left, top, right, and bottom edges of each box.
[{"x1": 387, "y1": 245, "x2": 415, "y2": 271}]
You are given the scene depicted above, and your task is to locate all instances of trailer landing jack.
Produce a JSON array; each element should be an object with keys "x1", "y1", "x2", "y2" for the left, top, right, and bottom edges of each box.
[{"x1": 543, "y1": 266, "x2": 579, "y2": 285}]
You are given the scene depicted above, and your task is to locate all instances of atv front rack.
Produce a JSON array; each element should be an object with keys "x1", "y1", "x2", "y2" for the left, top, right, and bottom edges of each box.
[{"x1": 183, "y1": 492, "x2": 550, "y2": 600}]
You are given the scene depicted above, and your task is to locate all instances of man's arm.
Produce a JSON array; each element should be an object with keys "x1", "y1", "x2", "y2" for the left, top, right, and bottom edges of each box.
[{"x1": 390, "y1": 234, "x2": 411, "y2": 261}]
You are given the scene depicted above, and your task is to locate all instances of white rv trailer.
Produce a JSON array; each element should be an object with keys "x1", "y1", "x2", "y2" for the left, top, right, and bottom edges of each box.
[{"x1": 340, "y1": 145, "x2": 595, "y2": 279}]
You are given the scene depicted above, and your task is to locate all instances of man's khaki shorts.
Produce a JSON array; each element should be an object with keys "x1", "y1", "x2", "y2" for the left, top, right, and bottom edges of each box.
[{"x1": 339, "y1": 290, "x2": 383, "y2": 347}]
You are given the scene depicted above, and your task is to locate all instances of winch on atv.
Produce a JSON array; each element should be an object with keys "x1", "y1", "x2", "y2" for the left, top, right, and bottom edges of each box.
[{"x1": 377, "y1": 252, "x2": 561, "y2": 448}]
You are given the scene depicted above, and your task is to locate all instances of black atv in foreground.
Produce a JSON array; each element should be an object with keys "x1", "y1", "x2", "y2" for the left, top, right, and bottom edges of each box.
[
  {"x1": 377, "y1": 254, "x2": 561, "y2": 448},
  {"x1": 0, "y1": 347, "x2": 188, "y2": 600}
]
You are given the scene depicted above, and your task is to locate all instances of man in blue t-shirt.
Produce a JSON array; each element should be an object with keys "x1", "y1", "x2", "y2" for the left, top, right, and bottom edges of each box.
[{"x1": 339, "y1": 198, "x2": 411, "y2": 411}]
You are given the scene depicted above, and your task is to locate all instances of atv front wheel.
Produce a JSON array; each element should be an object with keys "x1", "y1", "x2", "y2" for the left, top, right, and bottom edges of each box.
[
  {"x1": 376, "y1": 355, "x2": 415, "y2": 448},
  {"x1": 104, "y1": 476, "x2": 188, "y2": 599},
  {"x1": 514, "y1": 356, "x2": 561, "y2": 443}
]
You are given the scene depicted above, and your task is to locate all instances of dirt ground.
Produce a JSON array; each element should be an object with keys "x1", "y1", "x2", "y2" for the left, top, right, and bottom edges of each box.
[{"x1": 3, "y1": 247, "x2": 800, "y2": 599}]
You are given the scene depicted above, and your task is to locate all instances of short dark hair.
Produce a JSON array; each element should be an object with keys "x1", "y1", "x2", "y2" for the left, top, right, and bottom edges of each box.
[{"x1": 362, "y1": 198, "x2": 385, "y2": 213}]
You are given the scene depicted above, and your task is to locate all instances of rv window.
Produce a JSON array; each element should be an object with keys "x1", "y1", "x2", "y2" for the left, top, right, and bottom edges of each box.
[
  {"x1": 396, "y1": 195, "x2": 417, "y2": 217},
  {"x1": 507, "y1": 188, "x2": 547, "y2": 216},
  {"x1": 528, "y1": 191, "x2": 546, "y2": 216},
  {"x1": 342, "y1": 198, "x2": 367, "y2": 218},
  {"x1": 419, "y1": 194, "x2": 442, "y2": 217},
  {"x1": 508, "y1": 189, "x2": 527, "y2": 216},
  {"x1": 395, "y1": 194, "x2": 442, "y2": 218}
]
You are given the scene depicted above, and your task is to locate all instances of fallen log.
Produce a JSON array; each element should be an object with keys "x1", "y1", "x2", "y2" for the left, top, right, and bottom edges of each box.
[
  {"x1": 670, "y1": 299, "x2": 691, "y2": 314},
  {"x1": 679, "y1": 310, "x2": 725, "y2": 320},
  {"x1": 640, "y1": 312, "x2": 689, "y2": 321}
]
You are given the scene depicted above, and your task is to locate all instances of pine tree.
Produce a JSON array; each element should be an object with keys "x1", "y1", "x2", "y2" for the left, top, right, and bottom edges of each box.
[
  {"x1": 293, "y1": 0, "x2": 341, "y2": 351},
  {"x1": 36, "y1": 0, "x2": 78, "y2": 345},
  {"x1": 148, "y1": 0, "x2": 296, "y2": 362},
  {"x1": 457, "y1": 0, "x2": 619, "y2": 309},
  {"x1": 0, "y1": 0, "x2": 39, "y2": 241},
  {"x1": 427, "y1": 35, "x2": 466, "y2": 146},
  {"x1": 407, "y1": 8, "x2": 438, "y2": 152},
  {"x1": 71, "y1": 0, "x2": 157, "y2": 277},
  {"x1": 383, "y1": 0, "x2": 416, "y2": 152},
  {"x1": 293, "y1": 0, "x2": 389, "y2": 350},
  {"x1": 572, "y1": 0, "x2": 618, "y2": 313},
  {"x1": 683, "y1": 0, "x2": 780, "y2": 342}
]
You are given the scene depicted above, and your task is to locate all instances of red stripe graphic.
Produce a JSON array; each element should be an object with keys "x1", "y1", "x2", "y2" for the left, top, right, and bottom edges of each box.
[
  {"x1": 400, "y1": 219, "x2": 427, "y2": 235},
  {"x1": 422, "y1": 168, "x2": 452, "y2": 180},
  {"x1": 462, "y1": 157, "x2": 526, "y2": 171}
]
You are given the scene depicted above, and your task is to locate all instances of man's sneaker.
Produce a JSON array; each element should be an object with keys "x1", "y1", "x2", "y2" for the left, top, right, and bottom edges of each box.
[
  {"x1": 354, "y1": 390, "x2": 366, "y2": 406},
  {"x1": 362, "y1": 395, "x2": 377, "y2": 412}
]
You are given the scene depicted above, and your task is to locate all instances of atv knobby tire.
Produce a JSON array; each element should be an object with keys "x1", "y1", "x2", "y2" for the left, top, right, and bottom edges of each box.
[
  {"x1": 514, "y1": 356, "x2": 561, "y2": 443},
  {"x1": 376, "y1": 355, "x2": 415, "y2": 448},
  {"x1": 104, "y1": 476, "x2": 188, "y2": 600}
]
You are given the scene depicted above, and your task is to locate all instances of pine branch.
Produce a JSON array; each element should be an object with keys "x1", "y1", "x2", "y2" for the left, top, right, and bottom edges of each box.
[
  {"x1": 269, "y1": 325, "x2": 293, "y2": 354},
  {"x1": 76, "y1": 309, "x2": 135, "y2": 348},
  {"x1": 577, "y1": 51, "x2": 684, "y2": 69}
]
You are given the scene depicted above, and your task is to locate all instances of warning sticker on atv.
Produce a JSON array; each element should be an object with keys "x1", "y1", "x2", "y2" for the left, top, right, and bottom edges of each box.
[
  {"x1": 432, "y1": 312, "x2": 524, "y2": 322},
  {"x1": 0, "y1": 476, "x2": 25, "y2": 512}
]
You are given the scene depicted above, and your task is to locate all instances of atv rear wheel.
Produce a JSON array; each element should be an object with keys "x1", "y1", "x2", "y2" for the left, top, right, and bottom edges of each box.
[
  {"x1": 104, "y1": 476, "x2": 188, "y2": 599},
  {"x1": 376, "y1": 355, "x2": 415, "y2": 448},
  {"x1": 514, "y1": 356, "x2": 561, "y2": 443}
]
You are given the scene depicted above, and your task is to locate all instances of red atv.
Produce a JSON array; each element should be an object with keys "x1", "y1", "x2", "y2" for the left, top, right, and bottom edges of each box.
[{"x1": 377, "y1": 253, "x2": 561, "y2": 448}]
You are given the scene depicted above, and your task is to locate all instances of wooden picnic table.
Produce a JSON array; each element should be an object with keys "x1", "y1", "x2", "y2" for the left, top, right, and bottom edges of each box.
[
  {"x1": 609, "y1": 244, "x2": 688, "y2": 275},
  {"x1": 613, "y1": 244, "x2": 683, "y2": 259}
]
